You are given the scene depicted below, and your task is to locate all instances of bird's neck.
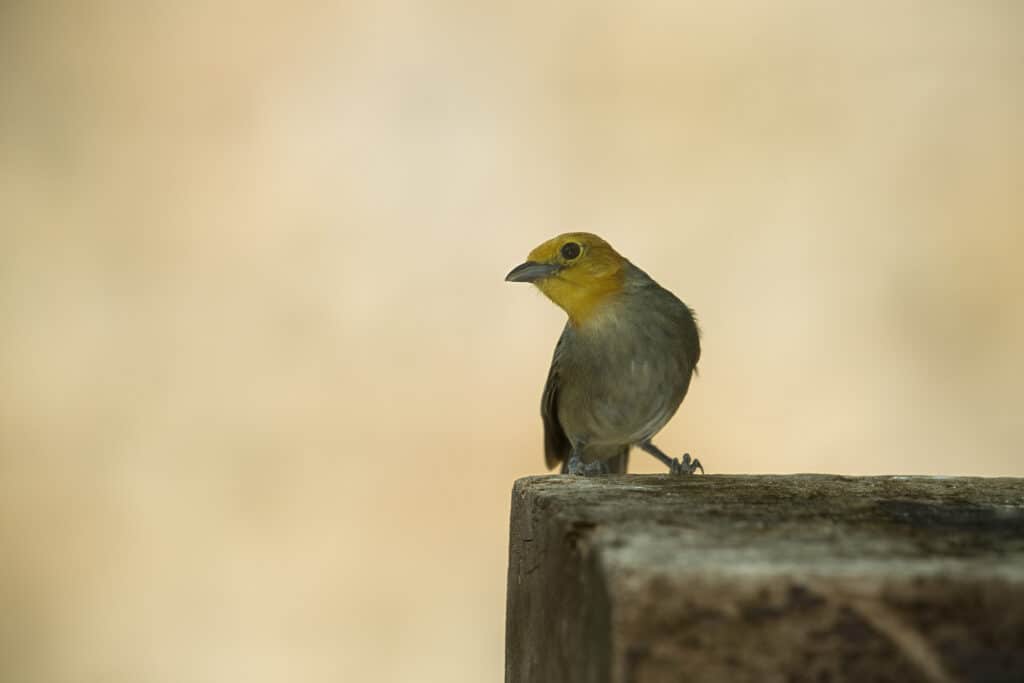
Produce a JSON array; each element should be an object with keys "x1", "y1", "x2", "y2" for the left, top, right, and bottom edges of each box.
[{"x1": 537, "y1": 275, "x2": 625, "y2": 327}]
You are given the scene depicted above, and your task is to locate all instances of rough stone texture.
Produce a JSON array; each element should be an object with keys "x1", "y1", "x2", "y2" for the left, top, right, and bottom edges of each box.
[{"x1": 505, "y1": 475, "x2": 1024, "y2": 683}]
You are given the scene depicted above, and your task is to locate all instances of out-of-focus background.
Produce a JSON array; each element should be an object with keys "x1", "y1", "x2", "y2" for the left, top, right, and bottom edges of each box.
[{"x1": 1, "y1": 1, "x2": 1021, "y2": 681}]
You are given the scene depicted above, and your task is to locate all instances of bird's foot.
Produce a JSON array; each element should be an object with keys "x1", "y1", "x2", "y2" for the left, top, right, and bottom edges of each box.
[
  {"x1": 566, "y1": 455, "x2": 610, "y2": 476},
  {"x1": 669, "y1": 453, "x2": 704, "y2": 476},
  {"x1": 639, "y1": 441, "x2": 704, "y2": 475}
]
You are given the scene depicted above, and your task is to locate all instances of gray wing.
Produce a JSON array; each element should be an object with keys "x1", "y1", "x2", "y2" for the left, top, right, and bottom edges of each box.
[{"x1": 540, "y1": 327, "x2": 571, "y2": 470}]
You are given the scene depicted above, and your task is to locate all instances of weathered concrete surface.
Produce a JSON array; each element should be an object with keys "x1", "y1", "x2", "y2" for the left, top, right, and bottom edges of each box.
[{"x1": 505, "y1": 475, "x2": 1024, "y2": 683}]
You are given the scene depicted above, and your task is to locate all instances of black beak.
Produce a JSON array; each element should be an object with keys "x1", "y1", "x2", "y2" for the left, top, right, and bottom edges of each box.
[{"x1": 504, "y1": 261, "x2": 561, "y2": 283}]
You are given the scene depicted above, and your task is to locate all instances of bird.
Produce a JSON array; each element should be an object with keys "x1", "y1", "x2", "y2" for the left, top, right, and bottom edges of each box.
[{"x1": 505, "y1": 232, "x2": 703, "y2": 476}]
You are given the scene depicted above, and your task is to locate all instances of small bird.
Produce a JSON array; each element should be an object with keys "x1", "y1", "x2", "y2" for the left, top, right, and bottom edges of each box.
[{"x1": 506, "y1": 233, "x2": 703, "y2": 475}]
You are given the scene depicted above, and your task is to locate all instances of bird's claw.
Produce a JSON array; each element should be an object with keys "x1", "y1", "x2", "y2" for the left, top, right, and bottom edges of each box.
[
  {"x1": 566, "y1": 455, "x2": 610, "y2": 476},
  {"x1": 669, "y1": 453, "x2": 703, "y2": 475}
]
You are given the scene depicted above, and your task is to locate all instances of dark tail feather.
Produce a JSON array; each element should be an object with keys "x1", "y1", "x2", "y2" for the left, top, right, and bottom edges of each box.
[{"x1": 559, "y1": 447, "x2": 630, "y2": 474}]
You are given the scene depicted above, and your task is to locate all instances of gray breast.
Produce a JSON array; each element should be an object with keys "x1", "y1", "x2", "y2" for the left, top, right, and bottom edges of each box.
[{"x1": 556, "y1": 291, "x2": 695, "y2": 452}]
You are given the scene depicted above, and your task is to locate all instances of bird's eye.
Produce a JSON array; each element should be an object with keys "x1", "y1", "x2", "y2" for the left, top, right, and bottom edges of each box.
[{"x1": 560, "y1": 242, "x2": 582, "y2": 260}]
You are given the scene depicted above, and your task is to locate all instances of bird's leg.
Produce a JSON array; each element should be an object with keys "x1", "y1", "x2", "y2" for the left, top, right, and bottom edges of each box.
[
  {"x1": 565, "y1": 443, "x2": 610, "y2": 476},
  {"x1": 639, "y1": 441, "x2": 704, "y2": 475}
]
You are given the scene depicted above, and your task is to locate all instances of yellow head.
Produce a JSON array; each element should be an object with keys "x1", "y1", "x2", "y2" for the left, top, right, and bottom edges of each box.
[{"x1": 505, "y1": 232, "x2": 627, "y2": 326}]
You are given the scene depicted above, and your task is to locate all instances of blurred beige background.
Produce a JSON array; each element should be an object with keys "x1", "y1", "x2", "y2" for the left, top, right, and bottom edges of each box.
[{"x1": 1, "y1": 1, "x2": 1021, "y2": 681}]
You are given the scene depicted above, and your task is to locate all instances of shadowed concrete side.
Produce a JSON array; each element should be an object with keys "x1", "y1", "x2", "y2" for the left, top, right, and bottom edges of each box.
[{"x1": 505, "y1": 475, "x2": 1024, "y2": 683}]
